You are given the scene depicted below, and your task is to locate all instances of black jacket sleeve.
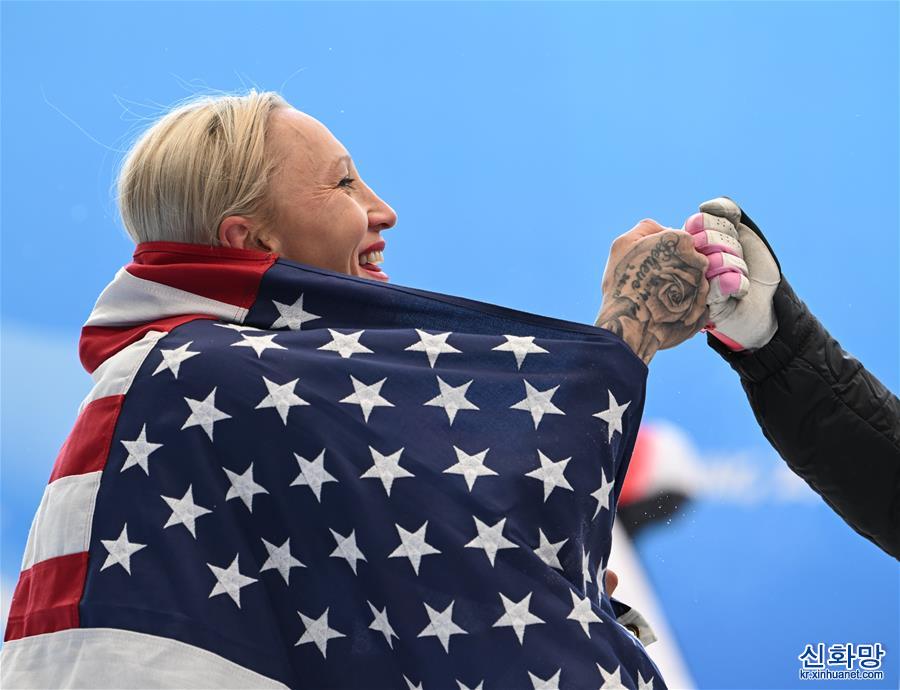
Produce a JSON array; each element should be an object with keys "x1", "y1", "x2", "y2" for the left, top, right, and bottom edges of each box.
[{"x1": 708, "y1": 274, "x2": 900, "y2": 558}]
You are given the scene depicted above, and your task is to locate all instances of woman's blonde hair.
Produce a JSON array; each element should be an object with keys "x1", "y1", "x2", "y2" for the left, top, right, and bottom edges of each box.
[{"x1": 116, "y1": 88, "x2": 290, "y2": 245}]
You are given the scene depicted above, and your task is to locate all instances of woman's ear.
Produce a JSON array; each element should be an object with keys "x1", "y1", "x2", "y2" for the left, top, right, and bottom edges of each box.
[{"x1": 218, "y1": 216, "x2": 253, "y2": 249}]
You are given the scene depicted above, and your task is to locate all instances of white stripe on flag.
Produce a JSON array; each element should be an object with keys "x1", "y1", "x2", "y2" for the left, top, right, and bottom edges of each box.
[
  {"x1": 20, "y1": 472, "x2": 101, "y2": 571},
  {"x1": 0, "y1": 627, "x2": 287, "y2": 689},
  {"x1": 80, "y1": 330, "x2": 167, "y2": 411},
  {"x1": 84, "y1": 268, "x2": 247, "y2": 328}
]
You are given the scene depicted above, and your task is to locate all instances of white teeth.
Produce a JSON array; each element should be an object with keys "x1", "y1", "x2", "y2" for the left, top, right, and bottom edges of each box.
[{"x1": 358, "y1": 250, "x2": 384, "y2": 266}]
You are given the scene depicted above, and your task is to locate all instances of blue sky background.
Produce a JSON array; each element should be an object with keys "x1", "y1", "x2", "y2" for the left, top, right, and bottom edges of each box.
[{"x1": 2, "y1": 2, "x2": 897, "y2": 688}]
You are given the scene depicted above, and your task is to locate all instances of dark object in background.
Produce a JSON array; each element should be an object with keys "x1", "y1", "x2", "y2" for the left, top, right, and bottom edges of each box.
[{"x1": 617, "y1": 491, "x2": 690, "y2": 537}]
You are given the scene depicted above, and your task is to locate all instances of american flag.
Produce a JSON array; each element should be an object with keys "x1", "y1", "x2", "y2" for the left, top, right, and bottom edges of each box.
[{"x1": 2, "y1": 242, "x2": 663, "y2": 689}]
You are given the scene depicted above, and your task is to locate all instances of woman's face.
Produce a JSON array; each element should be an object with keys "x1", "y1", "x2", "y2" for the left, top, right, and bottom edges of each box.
[{"x1": 244, "y1": 107, "x2": 397, "y2": 282}]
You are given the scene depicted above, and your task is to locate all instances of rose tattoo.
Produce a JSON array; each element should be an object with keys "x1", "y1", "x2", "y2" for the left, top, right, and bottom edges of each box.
[{"x1": 596, "y1": 231, "x2": 709, "y2": 362}]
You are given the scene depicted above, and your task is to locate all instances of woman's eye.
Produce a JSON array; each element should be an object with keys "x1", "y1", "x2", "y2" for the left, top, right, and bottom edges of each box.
[{"x1": 338, "y1": 176, "x2": 356, "y2": 188}]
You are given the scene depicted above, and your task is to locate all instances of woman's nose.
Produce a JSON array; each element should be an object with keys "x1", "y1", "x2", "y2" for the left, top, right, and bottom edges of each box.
[{"x1": 369, "y1": 196, "x2": 398, "y2": 233}]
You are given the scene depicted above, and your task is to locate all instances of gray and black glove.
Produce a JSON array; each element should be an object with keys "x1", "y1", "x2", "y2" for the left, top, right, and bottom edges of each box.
[{"x1": 682, "y1": 196, "x2": 781, "y2": 351}]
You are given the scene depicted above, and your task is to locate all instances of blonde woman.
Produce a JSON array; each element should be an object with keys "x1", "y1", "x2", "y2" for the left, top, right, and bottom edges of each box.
[{"x1": 2, "y1": 90, "x2": 721, "y2": 689}]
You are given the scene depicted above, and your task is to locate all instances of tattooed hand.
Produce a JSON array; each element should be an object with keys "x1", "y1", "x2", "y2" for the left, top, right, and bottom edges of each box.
[{"x1": 595, "y1": 219, "x2": 710, "y2": 364}]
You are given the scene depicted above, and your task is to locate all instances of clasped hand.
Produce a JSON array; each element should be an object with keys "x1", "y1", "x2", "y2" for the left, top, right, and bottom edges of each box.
[
  {"x1": 595, "y1": 219, "x2": 711, "y2": 363},
  {"x1": 595, "y1": 203, "x2": 762, "y2": 363}
]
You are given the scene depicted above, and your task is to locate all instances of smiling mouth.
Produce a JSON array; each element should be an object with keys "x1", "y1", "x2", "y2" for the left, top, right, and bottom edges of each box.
[{"x1": 358, "y1": 248, "x2": 389, "y2": 281}]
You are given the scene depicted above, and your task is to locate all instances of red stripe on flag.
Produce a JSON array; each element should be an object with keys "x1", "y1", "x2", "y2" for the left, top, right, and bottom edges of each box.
[
  {"x1": 79, "y1": 314, "x2": 215, "y2": 374},
  {"x1": 129, "y1": 242, "x2": 277, "y2": 309},
  {"x1": 49, "y1": 395, "x2": 124, "y2": 482},
  {"x1": 4, "y1": 552, "x2": 88, "y2": 641}
]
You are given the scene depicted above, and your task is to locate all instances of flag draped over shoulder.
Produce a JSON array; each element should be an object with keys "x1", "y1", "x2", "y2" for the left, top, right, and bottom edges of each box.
[{"x1": 2, "y1": 242, "x2": 663, "y2": 690}]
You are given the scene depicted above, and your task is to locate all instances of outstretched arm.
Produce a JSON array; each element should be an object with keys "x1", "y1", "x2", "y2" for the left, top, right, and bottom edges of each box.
[{"x1": 696, "y1": 197, "x2": 900, "y2": 559}]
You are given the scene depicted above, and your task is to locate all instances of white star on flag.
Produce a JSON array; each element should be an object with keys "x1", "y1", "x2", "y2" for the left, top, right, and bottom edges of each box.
[
  {"x1": 417, "y1": 601, "x2": 467, "y2": 652},
  {"x1": 528, "y1": 669, "x2": 561, "y2": 690},
  {"x1": 152, "y1": 341, "x2": 200, "y2": 378},
  {"x1": 424, "y1": 376, "x2": 479, "y2": 425},
  {"x1": 597, "y1": 562, "x2": 607, "y2": 600},
  {"x1": 404, "y1": 677, "x2": 423, "y2": 690},
  {"x1": 161, "y1": 485, "x2": 211, "y2": 538},
  {"x1": 405, "y1": 329, "x2": 461, "y2": 368},
  {"x1": 567, "y1": 589, "x2": 603, "y2": 637},
  {"x1": 120, "y1": 424, "x2": 163, "y2": 475},
  {"x1": 525, "y1": 450, "x2": 574, "y2": 502},
  {"x1": 510, "y1": 380, "x2": 565, "y2": 429},
  {"x1": 637, "y1": 670, "x2": 656, "y2": 690},
  {"x1": 231, "y1": 333, "x2": 287, "y2": 358},
  {"x1": 214, "y1": 322, "x2": 263, "y2": 333},
  {"x1": 329, "y1": 528, "x2": 367, "y2": 574},
  {"x1": 255, "y1": 376, "x2": 309, "y2": 424},
  {"x1": 340, "y1": 375, "x2": 394, "y2": 423},
  {"x1": 492, "y1": 592, "x2": 545, "y2": 644},
  {"x1": 224, "y1": 462, "x2": 269, "y2": 512},
  {"x1": 291, "y1": 450, "x2": 337, "y2": 502},
  {"x1": 181, "y1": 387, "x2": 231, "y2": 441},
  {"x1": 207, "y1": 553, "x2": 257, "y2": 608},
  {"x1": 389, "y1": 521, "x2": 441, "y2": 575},
  {"x1": 465, "y1": 516, "x2": 517, "y2": 566},
  {"x1": 597, "y1": 664, "x2": 628, "y2": 689},
  {"x1": 260, "y1": 537, "x2": 305, "y2": 585},
  {"x1": 582, "y1": 547, "x2": 592, "y2": 593},
  {"x1": 593, "y1": 390, "x2": 631, "y2": 442},
  {"x1": 492, "y1": 335, "x2": 548, "y2": 369},
  {"x1": 533, "y1": 528, "x2": 567, "y2": 571},
  {"x1": 271, "y1": 293, "x2": 321, "y2": 330},
  {"x1": 458, "y1": 682, "x2": 484, "y2": 690},
  {"x1": 100, "y1": 524, "x2": 146, "y2": 574},
  {"x1": 591, "y1": 466, "x2": 615, "y2": 519},
  {"x1": 295, "y1": 607, "x2": 345, "y2": 658},
  {"x1": 318, "y1": 329, "x2": 373, "y2": 358},
  {"x1": 443, "y1": 445, "x2": 497, "y2": 491},
  {"x1": 360, "y1": 446, "x2": 414, "y2": 496},
  {"x1": 367, "y1": 601, "x2": 399, "y2": 649}
]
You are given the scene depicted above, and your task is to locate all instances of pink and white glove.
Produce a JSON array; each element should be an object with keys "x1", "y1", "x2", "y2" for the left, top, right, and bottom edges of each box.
[{"x1": 681, "y1": 197, "x2": 780, "y2": 351}]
